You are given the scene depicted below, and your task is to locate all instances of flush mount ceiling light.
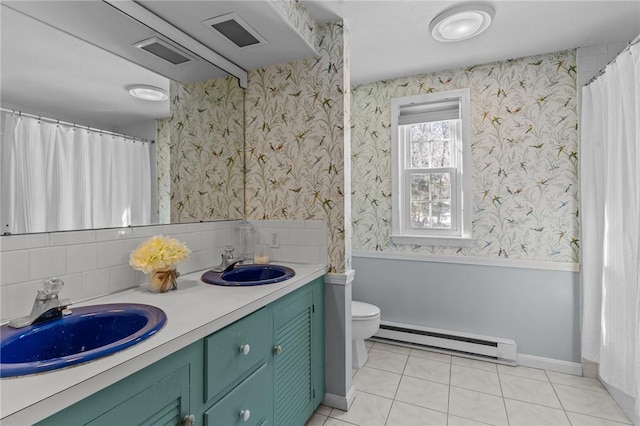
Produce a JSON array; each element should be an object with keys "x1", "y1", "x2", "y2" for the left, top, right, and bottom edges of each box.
[
  {"x1": 127, "y1": 85, "x2": 169, "y2": 102},
  {"x1": 429, "y1": 4, "x2": 494, "y2": 42}
]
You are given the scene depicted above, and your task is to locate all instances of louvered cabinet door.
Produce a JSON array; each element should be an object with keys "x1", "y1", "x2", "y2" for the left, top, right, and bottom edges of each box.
[{"x1": 273, "y1": 290, "x2": 314, "y2": 426}]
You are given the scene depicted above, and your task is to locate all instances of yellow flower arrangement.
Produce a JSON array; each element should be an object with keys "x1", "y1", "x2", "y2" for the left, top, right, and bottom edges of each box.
[{"x1": 129, "y1": 235, "x2": 190, "y2": 274}]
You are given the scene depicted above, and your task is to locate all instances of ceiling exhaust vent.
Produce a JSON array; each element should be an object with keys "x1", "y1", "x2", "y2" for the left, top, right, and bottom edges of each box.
[
  {"x1": 134, "y1": 37, "x2": 196, "y2": 65},
  {"x1": 203, "y1": 13, "x2": 267, "y2": 49}
]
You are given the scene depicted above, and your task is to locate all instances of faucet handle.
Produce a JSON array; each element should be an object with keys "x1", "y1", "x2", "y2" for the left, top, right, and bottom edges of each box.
[
  {"x1": 40, "y1": 277, "x2": 64, "y2": 297},
  {"x1": 224, "y1": 246, "x2": 235, "y2": 260}
]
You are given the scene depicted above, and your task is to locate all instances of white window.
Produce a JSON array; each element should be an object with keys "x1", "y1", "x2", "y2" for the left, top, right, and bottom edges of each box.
[{"x1": 391, "y1": 89, "x2": 473, "y2": 246}]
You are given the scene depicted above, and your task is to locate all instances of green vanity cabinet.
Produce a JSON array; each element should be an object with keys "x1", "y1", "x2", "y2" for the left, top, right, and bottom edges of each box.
[
  {"x1": 272, "y1": 279, "x2": 325, "y2": 425},
  {"x1": 37, "y1": 342, "x2": 201, "y2": 426},
  {"x1": 36, "y1": 277, "x2": 325, "y2": 426}
]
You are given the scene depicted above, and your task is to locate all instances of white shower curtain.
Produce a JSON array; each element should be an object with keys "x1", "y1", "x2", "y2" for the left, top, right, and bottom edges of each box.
[
  {"x1": 581, "y1": 42, "x2": 640, "y2": 418},
  {"x1": 1, "y1": 114, "x2": 152, "y2": 234}
]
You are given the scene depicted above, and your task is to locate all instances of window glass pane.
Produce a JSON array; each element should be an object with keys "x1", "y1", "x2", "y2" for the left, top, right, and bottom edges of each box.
[
  {"x1": 409, "y1": 172, "x2": 453, "y2": 230},
  {"x1": 410, "y1": 141, "x2": 430, "y2": 168},
  {"x1": 410, "y1": 123, "x2": 430, "y2": 142},
  {"x1": 430, "y1": 140, "x2": 450, "y2": 167},
  {"x1": 407, "y1": 121, "x2": 452, "y2": 168},
  {"x1": 431, "y1": 201, "x2": 451, "y2": 228},
  {"x1": 430, "y1": 121, "x2": 449, "y2": 140},
  {"x1": 410, "y1": 201, "x2": 431, "y2": 228},
  {"x1": 429, "y1": 173, "x2": 451, "y2": 199},
  {"x1": 410, "y1": 174, "x2": 430, "y2": 200}
]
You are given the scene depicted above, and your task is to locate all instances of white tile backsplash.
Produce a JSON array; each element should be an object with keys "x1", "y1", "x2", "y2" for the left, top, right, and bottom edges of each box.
[
  {"x1": 95, "y1": 227, "x2": 134, "y2": 242},
  {"x1": 96, "y1": 241, "x2": 125, "y2": 269},
  {"x1": 66, "y1": 244, "x2": 98, "y2": 274},
  {"x1": 49, "y1": 230, "x2": 96, "y2": 246},
  {"x1": 81, "y1": 269, "x2": 111, "y2": 299},
  {"x1": 0, "y1": 219, "x2": 327, "y2": 321},
  {"x1": 110, "y1": 265, "x2": 136, "y2": 293},
  {"x1": 0, "y1": 233, "x2": 49, "y2": 251},
  {"x1": 28, "y1": 246, "x2": 67, "y2": 280},
  {"x1": 1, "y1": 250, "x2": 28, "y2": 285}
]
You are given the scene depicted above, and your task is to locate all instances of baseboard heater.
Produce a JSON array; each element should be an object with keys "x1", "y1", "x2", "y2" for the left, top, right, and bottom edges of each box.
[{"x1": 374, "y1": 321, "x2": 517, "y2": 365}]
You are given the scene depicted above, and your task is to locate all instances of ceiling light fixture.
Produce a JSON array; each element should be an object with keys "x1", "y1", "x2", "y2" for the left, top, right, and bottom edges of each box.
[
  {"x1": 127, "y1": 84, "x2": 168, "y2": 102},
  {"x1": 429, "y1": 4, "x2": 494, "y2": 42}
]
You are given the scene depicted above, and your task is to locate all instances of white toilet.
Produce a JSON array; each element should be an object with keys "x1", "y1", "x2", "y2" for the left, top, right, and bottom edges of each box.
[{"x1": 352, "y1": 300, "x2": 381, "y2": 369}]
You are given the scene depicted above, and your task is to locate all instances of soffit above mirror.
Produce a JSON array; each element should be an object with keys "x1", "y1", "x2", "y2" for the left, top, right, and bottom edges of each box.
[
  {"x1": 135, "y1": 1, "x2": 318, "y2": 72},
  {"x1": 4, "y1": 1, "x2": 318, "y2": 89}
]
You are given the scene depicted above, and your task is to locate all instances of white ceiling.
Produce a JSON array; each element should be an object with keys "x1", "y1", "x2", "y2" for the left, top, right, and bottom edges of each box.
[
  {"x1": 2, "y1": 1, "x2": 638, "y2": 131},
  {"x1": 304, "y1": 0, "x2": 640, "y2": 85}
]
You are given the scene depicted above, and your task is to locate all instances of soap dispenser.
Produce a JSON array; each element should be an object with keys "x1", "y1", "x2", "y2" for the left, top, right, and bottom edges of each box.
[{"x1": 236, "y1": 220, "x2": 257, "y2": 264}]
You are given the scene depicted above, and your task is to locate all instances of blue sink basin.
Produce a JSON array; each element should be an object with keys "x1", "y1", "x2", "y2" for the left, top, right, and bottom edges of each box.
[
  {"x1": 201, "y1": 264, "x2": 295, "y2": 286},
  {"x1": 0, "y1": 303, "x2": 166, "y2": 378}
]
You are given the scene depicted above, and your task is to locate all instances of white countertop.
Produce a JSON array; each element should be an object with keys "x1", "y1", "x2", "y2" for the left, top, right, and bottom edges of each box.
[{"x1": 0, "y1": 262, "x2": 327, "y2": 425}]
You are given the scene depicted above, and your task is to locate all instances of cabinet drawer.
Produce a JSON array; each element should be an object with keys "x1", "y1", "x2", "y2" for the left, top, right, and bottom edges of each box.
[
  {"x1": 204, "y1": 363, "x2": 271, "y2": 426},
  {"x1": 205, "y1": 307, "x2": 270, "y2": 402}
]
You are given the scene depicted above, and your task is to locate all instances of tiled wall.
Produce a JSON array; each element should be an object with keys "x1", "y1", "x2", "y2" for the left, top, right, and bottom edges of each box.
[
  {"x1": 252, "y1": 220, "x2": 328, "y2": 265},
  {"x1": 0, "y1": 220, "x2": 327, "y2": 322}
]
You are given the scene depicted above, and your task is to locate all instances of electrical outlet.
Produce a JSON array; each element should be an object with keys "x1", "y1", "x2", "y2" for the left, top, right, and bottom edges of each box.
[{"x1": 270, "y1": 232, "x2": 280, "y2": 248}]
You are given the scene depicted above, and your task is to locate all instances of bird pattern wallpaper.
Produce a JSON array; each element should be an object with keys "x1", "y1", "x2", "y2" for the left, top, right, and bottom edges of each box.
[
  {"x1": 245, "y1": 21, "x2": 348, "y2": 273},
  {"x1": 351, "y1": 50, "x2": 580, "y2": 263},
  {"x1": 272, "y1": 0, "x2": 316, "y2": 50},
  {"x1": 160, "y1": 77, "x2": 245, "y2": 223}
]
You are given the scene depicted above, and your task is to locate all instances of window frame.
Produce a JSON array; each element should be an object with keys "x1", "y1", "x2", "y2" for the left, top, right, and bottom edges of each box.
[{"x1": 390, "y1": 88, "x2": 473, "y2": 247}]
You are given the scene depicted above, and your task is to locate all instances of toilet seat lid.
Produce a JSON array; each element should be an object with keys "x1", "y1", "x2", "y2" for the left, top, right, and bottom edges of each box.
[{"x1": 352, "y1": 301, "x2": 380, "y2": 319}]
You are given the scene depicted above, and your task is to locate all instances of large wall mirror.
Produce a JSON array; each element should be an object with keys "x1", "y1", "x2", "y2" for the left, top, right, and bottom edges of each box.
[{"x1": 0, "y1": 1, "x2": 245, "y2": 235}]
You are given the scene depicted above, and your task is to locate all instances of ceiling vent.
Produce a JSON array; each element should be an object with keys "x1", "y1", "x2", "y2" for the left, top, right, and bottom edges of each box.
[
  {"x1": 203, "y1": 13, "x2": 267, "y2": 49},
  {"x1": 133, "y1": 36, "x2": 196, "y2": 65}
]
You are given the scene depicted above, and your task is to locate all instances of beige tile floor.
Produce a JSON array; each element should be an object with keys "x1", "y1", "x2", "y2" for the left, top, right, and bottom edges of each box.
[{"x1": 306, "y1": 340, "x2": 631, "y2": 426}]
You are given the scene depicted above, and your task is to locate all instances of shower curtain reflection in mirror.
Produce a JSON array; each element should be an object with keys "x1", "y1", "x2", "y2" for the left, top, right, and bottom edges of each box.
[{"x1": 1, "y1": 113, "x2": 152, "y2": 234}]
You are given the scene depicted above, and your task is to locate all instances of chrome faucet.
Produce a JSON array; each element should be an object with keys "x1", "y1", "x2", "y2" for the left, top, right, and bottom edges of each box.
[
  {"x1": 212, "y1": 246, "x2": 243, "y2": 272},
  {"x1": 8, "y1": 278, "x2": 72, "y2": 328}
]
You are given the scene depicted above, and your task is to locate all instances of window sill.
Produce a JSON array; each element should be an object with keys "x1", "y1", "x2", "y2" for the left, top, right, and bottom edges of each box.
[{"x1": 390, "y1": 234, "x2": 474, "y2": 247}]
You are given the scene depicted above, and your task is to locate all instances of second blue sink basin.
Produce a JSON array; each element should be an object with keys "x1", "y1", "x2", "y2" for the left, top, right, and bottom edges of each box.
[
  {"x1": 0, "y1": 303, "x2": 166, "y2": 378},
  {"x1": 201, "y1": 264, "x2": 295, "y2": 286}
]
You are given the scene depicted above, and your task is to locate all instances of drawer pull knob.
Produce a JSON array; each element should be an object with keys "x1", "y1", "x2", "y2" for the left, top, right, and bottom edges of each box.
[
  {"x1": 274, "y1": 345, "x2": 282, "y2": 355},
  {"x1": 240, "y1": 409, "x2": 251, "y2": 421},
  {"x1": 182, "y1": 414, "x2": 196, "y2": 426},
  {"x1": 240, "y1": 344, "x2": 251, "y2": 355}
]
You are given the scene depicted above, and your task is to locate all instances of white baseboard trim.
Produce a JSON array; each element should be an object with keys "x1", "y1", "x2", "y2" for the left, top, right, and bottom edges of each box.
[
  {"x1": 325, "y1": 269, "x2": 355, "y2": 286},
  {"x1": 517, "y1": 353, "x2": 583, "y2": 375},
  {"x1": 322, "y1": 385, "x2": 356, "y2": 411}
]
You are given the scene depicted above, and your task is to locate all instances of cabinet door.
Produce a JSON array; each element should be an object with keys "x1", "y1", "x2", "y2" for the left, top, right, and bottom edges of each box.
[
  {"x1": 37, "y1": 343, "x2": 199, "y2": 426},
  {"x1": 87, "y1": 365, "x2": 190, "y2": 426},
  {"x1": 311, "y1": 278, "x2": 325, "y2": 408},
  {"x1": 273, "y1": 290, "x2": 314, "y2": 426}
]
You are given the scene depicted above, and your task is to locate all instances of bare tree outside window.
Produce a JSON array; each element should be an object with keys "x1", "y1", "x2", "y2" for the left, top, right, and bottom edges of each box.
[{"x1": 408, "y1": 121, "x2": 452, "y2": 229}]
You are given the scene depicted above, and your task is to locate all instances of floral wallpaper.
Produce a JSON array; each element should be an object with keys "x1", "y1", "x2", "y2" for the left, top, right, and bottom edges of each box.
[
  {"x1": 271, "y1": 0, "x2": 316, "y2": 50},
  {"x1": 245, "y1": 21, "x2": 348, "y2": 273},
  {"x1": 161, "y1": 77, "x2": 245, "y2": 223},
  {"x1": 351, "y1": 50, "x2": 580, "y2": 263},
  {"x1": 156, "y1": 118, "x2": 171, "y2": 224}
]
